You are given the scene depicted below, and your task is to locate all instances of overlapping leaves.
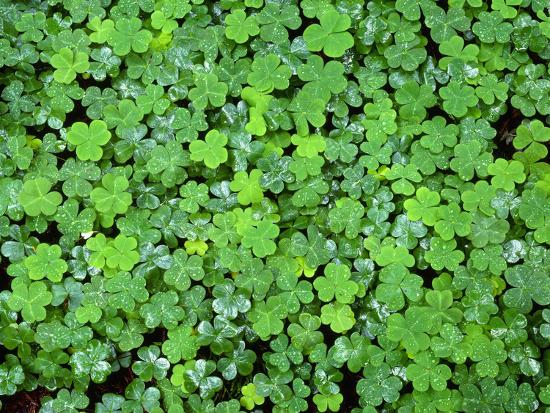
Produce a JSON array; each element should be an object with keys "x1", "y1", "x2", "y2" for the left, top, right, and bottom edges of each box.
[{"x1": 1, "y1": 0, "x2": 550, "y2": 412}]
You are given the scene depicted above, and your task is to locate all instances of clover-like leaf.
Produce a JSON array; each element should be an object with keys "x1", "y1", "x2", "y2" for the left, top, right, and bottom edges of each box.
[
  {"x1": 189, "y1": 130, "x2": 228, "y2": 169},
  {"x1": 376, "y1": 263, "x2": 423, "y2": 310},
  {"x1": 25, "y1": 243, "x2": 67, "y2": 282},
  {"x1": 404, "y1": 187, "x2": 441, "y2": 226},
  {"x1": 435, "y1": 202, "x2": 472, "y2": 240},
  {"x1": 188, "y1": 74, "x2": 228, "y2": 110},
  {"x1": 50, "y1": 48, "x2": 90, "y2": 84},
  {"x1": 313, "y1": 262, "x2": 358, "y2": 304},
  {"x1": 385, "y1": 164, "x2": 422, "y2": 196},
  {"x1": 357, "y1": 363, "x2": 402, "y2": 406},
  {"x1": 90, "y1": 173, "x2": 132, "y2": 216},
  {"x1": 386, "y1": 309, "x2": 431, "y2": 355},
  {"x1": 241, "y1": 383, "x2": 265, "y2": 410},
  {"x1": 248, "y1": 296, "x2": 287, "y2": 340},
  {"x1": 8, "y1": 281, "x2": 52, "y2": 323},
  {"x1": 241, "y1": 219, "x2": 279, "y2": 258},
  {"x1": 303, "y1": 9, "x2": 354, "y2": 58},
  {"x1": 67, "y1": 120, "x2": 111, "y2": 161},
  {"x1": 104, "y1": 234, "x2": 140, "y2": 271},
  {"x1": 375, "y1": 245, "x2": 415, "y2": 268},
  {"x1": 439, "y1": 81, "x2": 479, "y2": 117},
  {"x1": 470, "y1": 336, "x2": 508, "y2": 377},
  {"x1": 146, "y1": 140, "x2": 187, "y2": 188},
  {"x1": 320, "y1": 302, "x2": 355, "y2": 333},
  {"x1": 164, "y1": 249, "x2": 204, "y2": 291},
  {"x1": 162, "y1": 325, "x2": 199, "y2": 363},
  {"x1": 425, "y1": 237, "x2": 465, "y2": 271},
  {"x1": 503, "y1": 264, "x2": 550, "y2": 313},
  {"x1": 230, "y1": 169, "x2": 264, "y2": 205},
  {"x1": 449, "y1": 140, "x2": 492, "y2": 181},
  {"x1": 225, "y1": 10, "x2": 260, "y2": 44},
  {"x1": 406, "y1": 351, "x2": 452, "y2": 391},
  {"x1": 487, "y1": 159, "x2": 526, "y2": 191},
  {"x1": 248, "y1": 54, "x2": 292, "y2": 93},
  {"x1": 132, "y1": 346, "x2": 170, "y2": 381},
  {"x1": 107, "y1": 17, "x2": 152, "y2": 56},
  {"x1": 18, "y1": 177, "x2": 62, "y2": 217}
]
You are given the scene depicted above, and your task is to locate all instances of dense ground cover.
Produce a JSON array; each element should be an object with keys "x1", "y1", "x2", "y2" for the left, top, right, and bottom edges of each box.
[{"x1": 1, "y1": 0, "x2": 550, "y2": 411}]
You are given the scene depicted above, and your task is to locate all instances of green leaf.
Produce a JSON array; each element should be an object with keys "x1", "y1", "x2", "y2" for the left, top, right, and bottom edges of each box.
[
  {"x1": 90, "y1": 173, "x2": 132, "y2": 216},
  {"x1": 503, "y1": 264, "x2": 550, "y2": 312},
  {"x1": 240, "y1": 383, "x2": 265, "y2": 410},
  {"x1": 132, "y1": 346, "x2": 170, "y2": 381},
  {"x1": 425, "y1": 237, "x2": 465, "y2": 271},
  {"x1": 438, "y1": 36, "x2": 479, "y2": 69},
  {"x1": 146, "y1": 140, "x2": 187, "y2": 187},
  {"x1": 106, "y1": 271, "x2": 148, "y2": 311},
  {"x1": 330, "y1": 332, "x2": 370, "y2": 373},
  {"x1": 287, "y1": 313, "x2": 323, "y2": 352},
  {"x1": 230, "y1": 169, "x2": 264, "y2": 205},
  {"x1": 374, "y1": 245, "x2": 415, "y2": 268},
  {"x1": 6, "y1": 134, "x2": 33, "y2": 170},
  {"x1": 190, "y1": 130, "x2": 228, "y2": 169},
  {"x1": 248, "y1": 54, "x2": 292, "y2": 94},
  {"x1": 385, "y1": 164, "x2": 422, "y2": 196},
  {"x1": 241, "y1": 219, "x2": 279, "y2": 258},
  {"x1": 420, "y1": 116, "x2": 458, "y2": 153},
  {"x1": 225, "y1": 10, "x2": 260, "y2": 44},
  {"x1": 257, "y1": 3, "x2": 301, "y2": 44},
  {"x1": 449, "y1": 140, "x2": 492, "y2": 181},
  {"x1": 434, "y1": 202, "x2": 472, "y2": 240},
  {"x1": 386, "y1": 309, "x2": 430, "y2": 354},
  {"x1": 52, "y1": 389, "x2": 89, "y2": 413},
  {"x1": 406, "y1": 351, "x2": 452, "y2": 391},
  {"x1": 303, "y1": 9, "x2": 354, "y2": 58},
  {"x1": 164, "y1": 249, "x2": 204, "y2": 291},
  {"x1": 248, "y1": 296, "x2": 287, "y2": 340},
  {"x1": 104, "y1": 235, "x2": 140, "y2": 271},
  {"x1": 50, "y1": 48, "x2": 90, "y2": 84},
  {"x1": 107, "y1": 17, "x2": 152, "y2": 56},
  {"x1": 313, "y1": 393, "x2": 343, "y2": 412},
  {"x1": 470, "y1": 336, "x2": 507, "y2": 377},
  {"x1": 87, "y1": 17, "x2": 115, "y2": 43},
  {"x1": 487, "y1": 159, "x2": 526, "y2": 191},
  {"x1": 376, "y1": 263, "x2": 423, "y2": 310},
  {"x1": 0, "y1": 363, "x2": 24, "y2": 396},
  {"x1": 162, "y1": 325, "x2": 199, "y2": 363},
  {"x1": 357, "y1": 363, "x2": 402, "y2": 406},
  {"x1": 314, "y1": 262, "x2": 358, "y2": 304},
  {"x1": 396, "y1": 0, "x2": 425, "y2": 20},
  {"x1": 212, "y1": 279, "x2": 251, "y2": 320},
  {"x1": 103, "y1": 99, "x2": 144, "y2": 136},
  {"x1": 67, "y1": 120, "x2": 111, "y2": 161},
  {"x1": 476, "y1": 74, "x2": 509, "y2": 104},
  {"x1": 320, "y1": 302, "x2": 355, "y2": 333},
  {"x1": 8, "y1": 281, "x2": 52, "y2": 322},
  {"x1": 217, "y1": 341, "x2": 256, "y2": 380},
  {"x1": 288, "y1": 91, "x2": 326, "y2": 136},
  {"x1": 188, "y1": 73, "x2": 228, "y2": 110},
  {"x1": 136, "y1": 84, "x2": 170, "y2": 115},
  {"x1": 472, "y1": 11, "x2": 513, "y2": 43},
  {"x1": 404, "y1": 187, "x2": 441, "y2": 226},
  {"x1": 439, "y1": 81, "x2": 479, "y2": 117},
  {"x1": 395, "y1": 81, "x2": 437, "y2": 121},
  {"x1": 327, "y1": 197, "x2": 364, "y2": 239},
  {"x1": 297, "y1": 55, "x2": 347, "y2": 102},
  {"x1": 25, "y1": 243, "x2": 67, "y2": 282},
  {"x1": 290, "y1": 225, "x2": 335, "y2": 268},
  {"x1": 18, "y1": 177, "x2": 62, "y2": 217}
]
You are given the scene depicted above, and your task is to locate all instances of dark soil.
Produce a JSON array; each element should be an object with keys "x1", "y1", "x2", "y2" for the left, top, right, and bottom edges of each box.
[{"x1": 1, "y1": 388, "x2": 51, "y2": 413}]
